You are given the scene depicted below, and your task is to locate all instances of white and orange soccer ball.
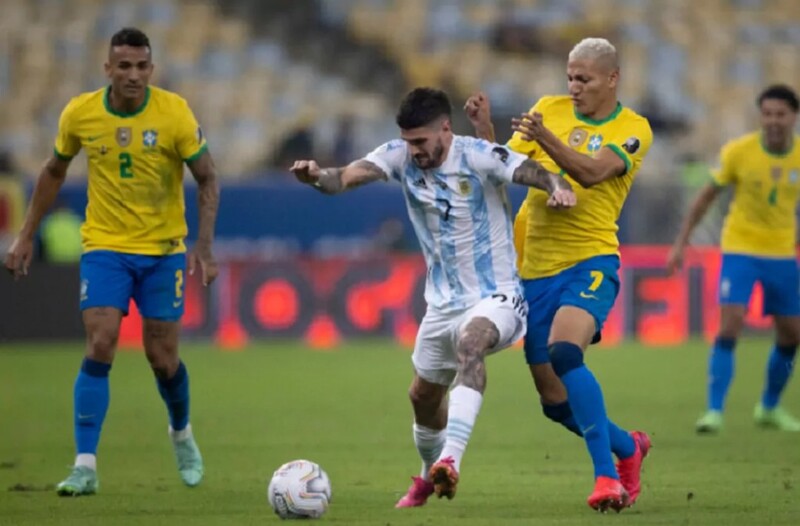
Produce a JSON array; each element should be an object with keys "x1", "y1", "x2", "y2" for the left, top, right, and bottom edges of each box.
[{"x1": 267, "y1": 460, "x2": 332, "y2": 519}]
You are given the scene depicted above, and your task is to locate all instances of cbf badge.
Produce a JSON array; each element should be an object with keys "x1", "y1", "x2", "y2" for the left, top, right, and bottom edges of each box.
[
  {"x1": 587, "y1": 134, "x2": 604, "y2": 153},
  {"x1": 143, "y1": 129, "x2": 158, "y2": 148},
  {"x1": 568, "y1": 128, "x2": 588, "y2": 149},
  {"x1": 790, "y1": 169, "x2": 799, "y2": 184},
  {"x1": 116, "y1": 127, "x2": 132, "y2": 147}
]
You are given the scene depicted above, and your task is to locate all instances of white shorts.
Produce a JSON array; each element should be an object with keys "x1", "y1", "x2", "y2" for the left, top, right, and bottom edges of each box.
[{"x1": 412, "y1": 292, "x2": 527, "y2": 386}]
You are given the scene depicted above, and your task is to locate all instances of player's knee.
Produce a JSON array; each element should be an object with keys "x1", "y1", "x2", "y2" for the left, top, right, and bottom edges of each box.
[
  {"x1": 719, "y1": 312, "x2": 746, "y2": 339},
  {"x1": 408, "y1": 385, "x2": 439, "y2": 412},
  {"x1": 87, "y1": 328, "x2": 119, "y2": 359},
  {"x1": 457, "y1": 318, "x2": 498, "y2": 356},
  {"x1": 146, "y1": 352, "x2": 179, "y2": 380},
  {"x1": 548, "y1": 341, "x2": 584, "y2": 378},
  {"x1": 775, "y1": 321, "x2": 800, "y2": 348}
]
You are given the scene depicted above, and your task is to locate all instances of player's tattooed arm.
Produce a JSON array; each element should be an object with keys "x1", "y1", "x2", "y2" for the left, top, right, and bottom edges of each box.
[
  {"x1": 290, "y1": 160, "x2": 385, "y2": 194},
  {"x1": 186, "y1": 151, "x2": 220, "y2": 286},
  {"x1": 512, "y1": 159, "x2": 577, "y2": 208}
]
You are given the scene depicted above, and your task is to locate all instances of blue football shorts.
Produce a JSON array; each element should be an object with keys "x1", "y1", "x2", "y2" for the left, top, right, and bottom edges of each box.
[
  {"x1": 719, "y1": 253, "x2": 800, "y2": 316},
  {"x1": 522, "y1": 255, "x2": 620, "y2": 365},
  {"x1": 79, "y1": 250, "x2": 186, "y2": 321}
]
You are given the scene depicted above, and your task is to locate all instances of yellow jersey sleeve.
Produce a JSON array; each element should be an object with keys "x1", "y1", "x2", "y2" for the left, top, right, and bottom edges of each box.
[
  {"x1": 174, "y1": 99, "x2": 207, "y2": 162},
  {"x1": 606, "y1": 118, "x2": 653, "y2": 176},
  {"x1": 53, "y1": 99, "x2": 82, "y2": 160},
  {"x1": 711, "y1": 141, "x2": 737, "y2": 186},
  {"x1": 506, "y1": 99, "x2": 546, "y2": 158},
  {"x1": 513, "y1": 199, "x2": 528, "y2": 270}
]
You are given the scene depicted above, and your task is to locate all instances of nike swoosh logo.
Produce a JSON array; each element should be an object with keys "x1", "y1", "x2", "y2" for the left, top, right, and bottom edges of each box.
[
  {"x1": 581, "y1": 424, "x2": 596, "y2": 434},
  {"x1": 78, "y1": 414, "x2": 95, "y2": 420},
  {"x1": 579, "y1": 292, "x2": 599, "y2": 300},
  {"x1": 86, "y1": 136, "x2": 99, "y2": 142},
  {"x1": 173, "y1": 301, "x2": 183, "y2": 308}
]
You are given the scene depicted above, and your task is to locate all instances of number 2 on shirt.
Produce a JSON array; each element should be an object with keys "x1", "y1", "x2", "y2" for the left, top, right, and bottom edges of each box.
[{"x1": 119, "y1": 152, "x2": 133, "y2": 179}]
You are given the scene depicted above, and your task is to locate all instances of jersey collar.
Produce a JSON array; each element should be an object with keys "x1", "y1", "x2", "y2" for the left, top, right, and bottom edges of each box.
[
  {"x1": 760, "y1": 133, "x2": 795, "y2": 158},
  {"x1": 104, "y1": 85, "x2": 151, "y2": 118},
  {"x1": 573, "y1": 102, "x2": 622, "y2": 126}
]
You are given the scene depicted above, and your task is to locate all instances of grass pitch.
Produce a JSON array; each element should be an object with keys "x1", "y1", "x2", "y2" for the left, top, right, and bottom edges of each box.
[{"x1": 0, "y1": 339, "x2": 798, "y2": 525}]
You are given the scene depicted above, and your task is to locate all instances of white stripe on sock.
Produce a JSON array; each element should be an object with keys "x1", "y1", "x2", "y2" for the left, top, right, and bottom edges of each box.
[
  {"x1": 440, "y1": 386, "x2": 483, "y2": 472},
  {"x1": 413, "y1": 423, "x2": 446, "y2": 480}
]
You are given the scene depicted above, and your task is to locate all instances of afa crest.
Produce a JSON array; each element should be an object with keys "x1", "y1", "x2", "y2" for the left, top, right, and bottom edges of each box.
[{"x1": 458, "y1": 177, "x2": 472, "y2": 196}]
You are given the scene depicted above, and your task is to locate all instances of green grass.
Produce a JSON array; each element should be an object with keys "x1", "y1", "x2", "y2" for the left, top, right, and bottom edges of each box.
[{"x1": 0, "y1": 339, "x2": 798, "y2": 525}]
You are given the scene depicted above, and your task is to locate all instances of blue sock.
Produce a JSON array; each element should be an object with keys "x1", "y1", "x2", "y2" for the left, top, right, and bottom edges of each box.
[
  {"x1": 549, "y1": 342, "x2": 618, "y2": 480},
  {"x1": 761, "y1": 344, "x2": 797, "y2": 410},
  {"x1": 74, "y1": 358, "x2": 112, "y2": 455},
  {"x1": 157, "y1": 361, "x2": 190, "y2": 431},
  {"x1": 708, "y1": 337, "x2": 736, "y2": 411},
  {"x1": 542, "y1": 401, "x2": 635, "y2": 459}
]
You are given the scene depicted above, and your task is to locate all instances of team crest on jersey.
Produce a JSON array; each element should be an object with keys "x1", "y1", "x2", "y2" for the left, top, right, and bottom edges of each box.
[
  {"x1": 143, "y1": 129, "x2": 158, "y2": 148},
  {"x1": 458, "y1": 177, "x2": 472, "y2": 196},
  {"x1": 587, "y1": 134, "x2": 603, "y2": 153},
  {"x1": 568, "y1": 128, "x2": 588, "y2": 148},
  {"x1": 115, "y1": 127, "x2": 132, "y2": 147},
  {"x1": 790, "y1": 169, "x2": 799, "y2": 184}
]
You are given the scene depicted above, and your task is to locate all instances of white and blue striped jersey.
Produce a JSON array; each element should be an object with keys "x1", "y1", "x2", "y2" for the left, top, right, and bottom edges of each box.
[{"x1": 364, "y1": 135, "x2": 528, "y2": 312}]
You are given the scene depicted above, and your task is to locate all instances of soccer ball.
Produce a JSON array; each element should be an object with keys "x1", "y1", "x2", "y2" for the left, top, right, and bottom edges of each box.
[{"x1": 267, "y1": 460, "x2": 332, "y2": 519}]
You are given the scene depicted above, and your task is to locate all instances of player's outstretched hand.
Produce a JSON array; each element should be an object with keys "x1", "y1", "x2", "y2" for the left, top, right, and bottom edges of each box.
[
  {"x1": 4, "y1": 236, "x2": 33, "y2": 280},
  {"x1": 290, "y1": 160, "x2": 322, "y2": 185},
  {"x1": 188, "y1": 244, "x2": 219, "y2": 287},
  {"x1": 511, "y1": 112, "x2": 545, "y2": 141},
  {"x1": 666, "y1": 244, "x2": 684, "y2": 276},
  {"x1": 464, "y1": 92, "x2": 491, "y2": 127}
]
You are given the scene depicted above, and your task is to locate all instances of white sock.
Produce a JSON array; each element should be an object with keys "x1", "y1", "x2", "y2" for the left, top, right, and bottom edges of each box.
[
  {"x1": 169, "y1": 423, "x2": 193, "y2": 442},
  {"x1": 75, "y1": 453, "x2": 96, "y2": 471},
  {"x1": 413, "y1": 423, "x2": 446, "y2": 480},
  {"x1": 439, "y1": 386, "x2": 483, "y2": 473}
]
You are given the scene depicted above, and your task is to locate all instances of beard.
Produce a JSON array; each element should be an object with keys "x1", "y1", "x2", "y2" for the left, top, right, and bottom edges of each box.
[{"x1": 413, "y1": 141, "x2": 444, "y2": 169}]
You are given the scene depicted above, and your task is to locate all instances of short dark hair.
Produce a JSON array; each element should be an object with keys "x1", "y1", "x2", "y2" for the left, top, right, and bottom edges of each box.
[
  {"x1": 757, "y1": 84, "x2": 799, "y2": 112},
  {"x1": 110, "y1": 27, "x2": 151, "y2": 51},
  {"x1": 396, "y1": 88, "x2": 452, "y2": 130}
]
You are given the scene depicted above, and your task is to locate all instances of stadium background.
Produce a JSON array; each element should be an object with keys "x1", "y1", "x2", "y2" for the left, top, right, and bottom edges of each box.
[
  {"x1": 2, "y1": 0, "x2": 799, "y2": 346},
  {"x1": 1, "y1": 2, "x2": 799, "y2": 525}
]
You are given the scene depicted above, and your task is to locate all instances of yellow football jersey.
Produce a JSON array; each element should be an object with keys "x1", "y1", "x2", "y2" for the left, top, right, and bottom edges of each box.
[
  {"x1": 713, "y1": 132, "x2": 800, "y2": 257},
  {"x1": 508, "y1": 95, "x2": 653, "y2": 278},
  {"x1": 54, "y1": 85, "x2": 207, "y2": 255}
]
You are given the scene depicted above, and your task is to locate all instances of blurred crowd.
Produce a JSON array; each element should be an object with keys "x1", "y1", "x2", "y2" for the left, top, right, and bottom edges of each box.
[{"x1": 1, "y1": 0, "x2": 798, "y2": 254}]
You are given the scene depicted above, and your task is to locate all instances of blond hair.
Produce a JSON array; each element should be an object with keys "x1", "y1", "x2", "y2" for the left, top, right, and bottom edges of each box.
[{"x1": 568, "y1": 38, "x2": 618, "y2": 70}]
